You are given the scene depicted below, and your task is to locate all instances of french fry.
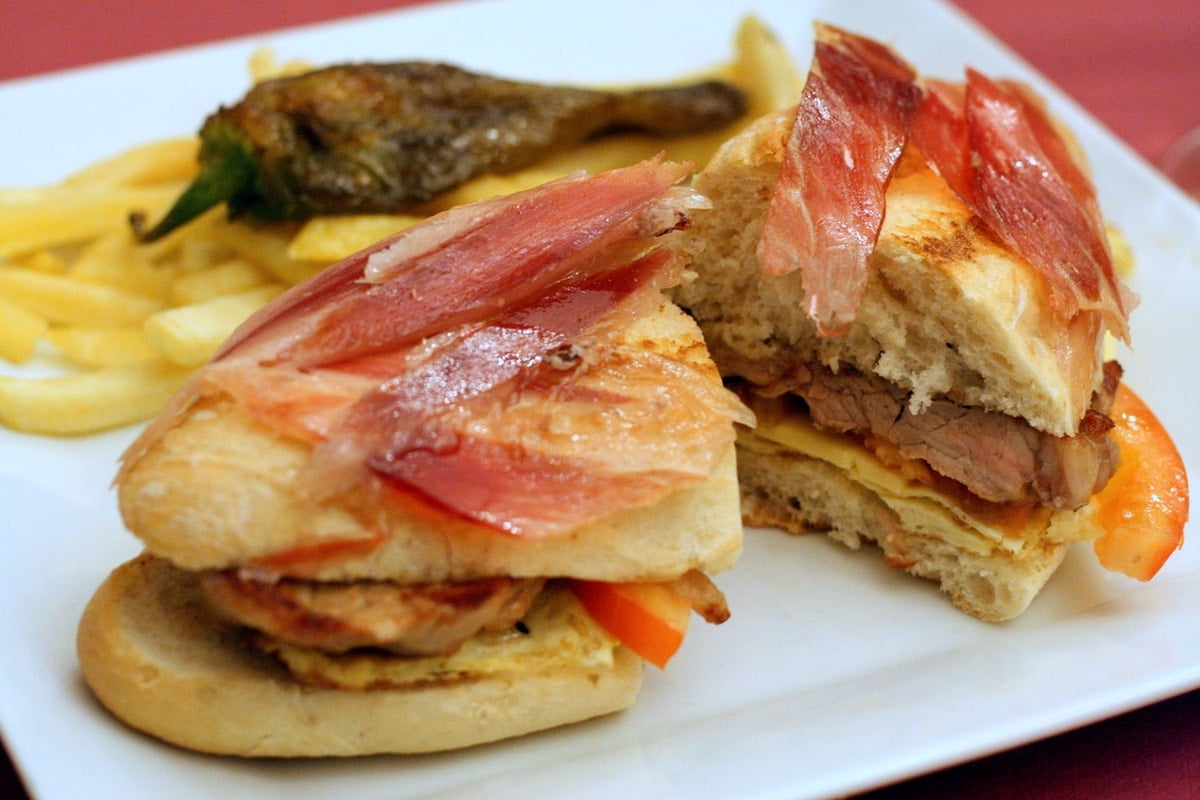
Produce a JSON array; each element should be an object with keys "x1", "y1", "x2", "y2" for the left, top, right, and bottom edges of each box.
[
  {"x1": 62, "y1": 137, "x2": 199, "y2": 188},
  {"x1": 1108, "y1": 225, "x2": 1134, "y2": 278},
  {"x1": 732, "y1": 15, "x2": 805, "y2": 117},
  {"x1": 68, "y1": 231, "x2": 174, "y2": 301},
  {"x1": 45, "y1": 327, "x2": 160, "y2": 368},
  {"x1": 143, "y1": 285, "x2": 284, "y2": 365},
  {"x1": 0, "y1": 361, "x2": 191, "y2": 435},
  {"x1": 425, "y1": 170, "x2": 568, "y2": 210},
  {"x1": 0, "y1": 267, "x2": 163, "y2": 326},
  {"x1": 0, "y1": 296, "x2": 48, "y2": 364},
  {"x1": 288, "y1": 215, "x2": 422, "y2": 262},
  {"x1": 134, "y1": 205, "x2": 227, "y2": 267},
  {"x1": 213, "y1": 222, "x2": 326, "y2": 286},
  {"x1": 0, "y1": 184, "x2": 183, "y2": 258},
  {"x1": 170, "y1": 259, "x2": 267, "y2": 305},
  {"x1": 8, "y1": 249, "x2": 68, "y2": 274},
  {"x1": 248, "y1": 48, "x2": 314, "y2": 82}
]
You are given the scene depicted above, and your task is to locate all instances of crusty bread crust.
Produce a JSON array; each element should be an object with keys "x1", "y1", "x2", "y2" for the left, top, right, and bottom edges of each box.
[
  {"x1": 674, "y1": 110, "x2": 1106, "y2": 436},
  {"x1": 77, "y1": 555, "x2": 644, "y2": 756},
  {"x1": 735, "y1": 430, "x2": 1105, "y2": 621},
  {"x1": 117, "y1": 300, "x2": 743, "y2": 582}
]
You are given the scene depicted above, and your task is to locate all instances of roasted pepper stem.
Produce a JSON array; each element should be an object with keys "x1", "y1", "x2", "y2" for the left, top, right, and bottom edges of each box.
[{"x1": 132, "y1": 123, "x2": 260, "y2": 242}]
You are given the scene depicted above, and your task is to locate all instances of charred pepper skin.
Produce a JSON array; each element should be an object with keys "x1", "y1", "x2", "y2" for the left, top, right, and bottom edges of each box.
[{"x1": 133, "y1": 61, "x2": 747, "y2": 242}]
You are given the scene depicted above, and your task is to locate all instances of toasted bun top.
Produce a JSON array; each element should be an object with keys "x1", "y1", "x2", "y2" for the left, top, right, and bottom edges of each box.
[
  {"x1": 674, "y1": 110, "x2": 1107, "y2": 436},
  {"x1": 117, "y1": 300, "x2": 743, "y2": 582}
]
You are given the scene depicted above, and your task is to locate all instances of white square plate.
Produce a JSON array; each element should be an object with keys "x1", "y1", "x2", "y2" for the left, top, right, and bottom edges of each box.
[{"x1": 2, "y1": 1, "x2": 1198, "y2": 798}]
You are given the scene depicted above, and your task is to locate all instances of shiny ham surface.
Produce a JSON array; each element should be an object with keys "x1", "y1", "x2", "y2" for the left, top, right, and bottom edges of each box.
[
  {"x1": 763, "y1": 24, "x2": 1131, "y2": 342},
  {"x1": 914, "y1": 70, "x2": 1131, "y2": 341},
  {"x1": 119, "y1": 158, "x2": 751, "y2": 540},
  {"x1": 751, "y1": 360, "x2": 1122, "y2": 509},
  {"x1": 201, "y1": 569, "x2": 545, "y2": 655},
  {"x1": 757, "y1": 23, "x2": 919, "y2": 337}
]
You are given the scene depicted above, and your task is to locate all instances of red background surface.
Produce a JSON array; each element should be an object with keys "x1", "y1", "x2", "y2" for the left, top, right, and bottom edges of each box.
[{"x1": 1, "y1": 2, "x2": 1197, "y2": 799}]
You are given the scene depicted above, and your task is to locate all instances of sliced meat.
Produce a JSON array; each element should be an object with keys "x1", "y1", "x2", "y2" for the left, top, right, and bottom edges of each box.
[
  {"x1": 912, "y1": 70, "x2": 1132, "y2": 341},
  {"x1": 200, "y1": 570, "x2": 545, "y2": 656},
  {"x1": 756, "y1": 22, "x2": 919, "y2": 337},
  {"x1": 754, "y1": 361, "x2": 1121, "y2": 509}
]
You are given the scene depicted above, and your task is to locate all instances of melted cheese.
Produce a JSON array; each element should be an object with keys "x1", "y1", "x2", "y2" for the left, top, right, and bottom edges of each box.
[
  {"x1": 746, "y1": 414, "x2": 1062, "y2": 555},
  {"x1": 265, "y1": 585, "x2": 618, "y2": 690}
]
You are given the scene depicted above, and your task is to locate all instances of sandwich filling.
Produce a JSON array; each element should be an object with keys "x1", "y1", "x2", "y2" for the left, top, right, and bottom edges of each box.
[{"x1": 741, "y1": 359, "x2": 1122, "y2": 513}]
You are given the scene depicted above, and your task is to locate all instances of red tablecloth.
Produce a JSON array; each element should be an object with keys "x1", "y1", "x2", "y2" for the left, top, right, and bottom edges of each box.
[{"x1": 1, "y1": 2, "x2": 1197, "y2": 799}]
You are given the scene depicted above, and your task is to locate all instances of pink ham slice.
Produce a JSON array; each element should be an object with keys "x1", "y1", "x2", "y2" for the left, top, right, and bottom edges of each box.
[
  {"x1": 756, "y1": 22, "x2": 919, "y2": 337},
  {"x1": 912, "y1": 70, "x2": 1131, "y2": 340},
  {"x1": 963, "y1": 70, "x2": 1131, "y2": 340}
]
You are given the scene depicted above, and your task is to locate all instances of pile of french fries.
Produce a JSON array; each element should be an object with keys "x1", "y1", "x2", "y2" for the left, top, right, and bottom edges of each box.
[{"x1": 0, "y1": 16, "x2": 802, "y2": 436}]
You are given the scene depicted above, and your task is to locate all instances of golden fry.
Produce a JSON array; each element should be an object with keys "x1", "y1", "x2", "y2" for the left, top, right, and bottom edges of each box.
[
  {"x1": 0, "y1": 267, "x2": 163, "y2": 326},
  {"x1": 62, "y1": 138, "x2": 199, "y2": 188},
  {"x1": 288, "y1": 215, "x2": 422, "y2": 262},
  {"x1": 0, "y1": 184, "x2": 183, "y2": 258},
  {"x1": 1107, "y1": 226, "x2": 1134, "y2": 278},
  {"x1": 143, "y1": 285, "x2": 284, "y2": 366},
  {"x1": 732, "y1": 15, "x2": 805, "y2": 117},
  {"x1": 213, "y1": 222, "x2": 326, "y2": 286},
  {"x1": 68, "y1": 231, "x2": 174, "y2": 301},
  {"x1": 170, "y1": 259, "x2": 267, "y2": 305},
  {"x1": 0, "y1": 361, "x2": 191, "y2": 435},
  {"x1": 424, "y1": 170, "x2": 568, "y2": 211},
  {"x1": 46, "y1": 327, "x2": 160, "y2": 368},
  {"x1": 8, "y1": 249, "x2": 68, "y2": 274},
  {"x1": 247, "y1": 47, "x2": 314, "y2": 82},
  {"x1": 0, "y1": 295, "x2": 48, "y2": 364}
]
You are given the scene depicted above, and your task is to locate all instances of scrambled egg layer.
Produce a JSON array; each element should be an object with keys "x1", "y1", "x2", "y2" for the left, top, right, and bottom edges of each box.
[{"x1": 264, "y1": 585, "x2": 618, "y2": 690}]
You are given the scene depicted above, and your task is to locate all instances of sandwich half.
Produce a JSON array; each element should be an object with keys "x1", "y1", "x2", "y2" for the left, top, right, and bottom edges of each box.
[
  {"x1": 77, "y1": 158, "x2": 751, "y2": 756},
  {"x1": 673, "y1": 24, "x2": 1186, "y2": 621}
]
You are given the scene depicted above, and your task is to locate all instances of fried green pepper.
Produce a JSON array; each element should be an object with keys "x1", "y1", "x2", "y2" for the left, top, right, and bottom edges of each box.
[{"x1": 133, "y1": 61, "x2": 747, "y2": 242}]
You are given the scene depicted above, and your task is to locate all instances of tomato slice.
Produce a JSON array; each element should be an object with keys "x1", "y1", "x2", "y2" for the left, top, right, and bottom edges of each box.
[
  {"x1": 1093, "y1": 384, "x2": 1189, "y2": 580},
  {"x1": 569, "y1": 580, "x2": 691, "y2": 669}
]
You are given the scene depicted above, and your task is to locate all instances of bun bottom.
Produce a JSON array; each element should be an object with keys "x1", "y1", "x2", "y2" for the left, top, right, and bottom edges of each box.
[
  {"x1": 736, "y1": 433, "x2": 1083, "y2": 621},
  {"x1": 77, "y1": 555, "x2": 644, "y2": 757}
]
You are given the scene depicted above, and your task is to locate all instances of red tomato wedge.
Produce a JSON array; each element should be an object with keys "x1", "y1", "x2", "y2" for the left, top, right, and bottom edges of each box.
[
  {"x1": 1092, "y1": 385, "x2": 1188, "y2": 580},
  {"x1": 570, "y1": 580, "x2": 692, "y2": 669}
]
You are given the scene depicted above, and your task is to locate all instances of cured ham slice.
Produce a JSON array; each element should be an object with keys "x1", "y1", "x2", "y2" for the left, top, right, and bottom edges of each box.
[
  {"x1": 298, "y1": 248, "x2": 750, "y2": 536},
  {"x1": 963, "y1": 70, "x2": 1130, "y2": 340},
  {"x1": 909, "y1": 78, "x2": 972, "y2": 204},
  {"x1": 912, "y1": 71, "x2": 1130, "y2": 340},
  {"x1": 120, "y1": 158, "x2": 750, "y2": 540},
  {"x1": 211, "y1": 162, "x2": 696, "y2": 368},
  {"x1": 756, "y1": 23, "x2": 919, "y2": 337}
]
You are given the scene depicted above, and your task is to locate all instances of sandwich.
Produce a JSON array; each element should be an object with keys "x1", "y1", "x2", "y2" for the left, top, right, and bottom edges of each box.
[
  {"x1": 672, "y1": 23, "x2": 1187, "y2": 621},
  {"x1": 77, "y1": 157, "x2": 752, "y2": 756}
]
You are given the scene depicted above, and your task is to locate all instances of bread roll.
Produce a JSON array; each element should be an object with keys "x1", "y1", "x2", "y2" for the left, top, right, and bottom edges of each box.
[
  {"x1": 673, "y1": 110, "x2": 1113, "y2": 621},
  {"x1": 77, "y1": 555, "x2": 643, "y2": 756}
]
